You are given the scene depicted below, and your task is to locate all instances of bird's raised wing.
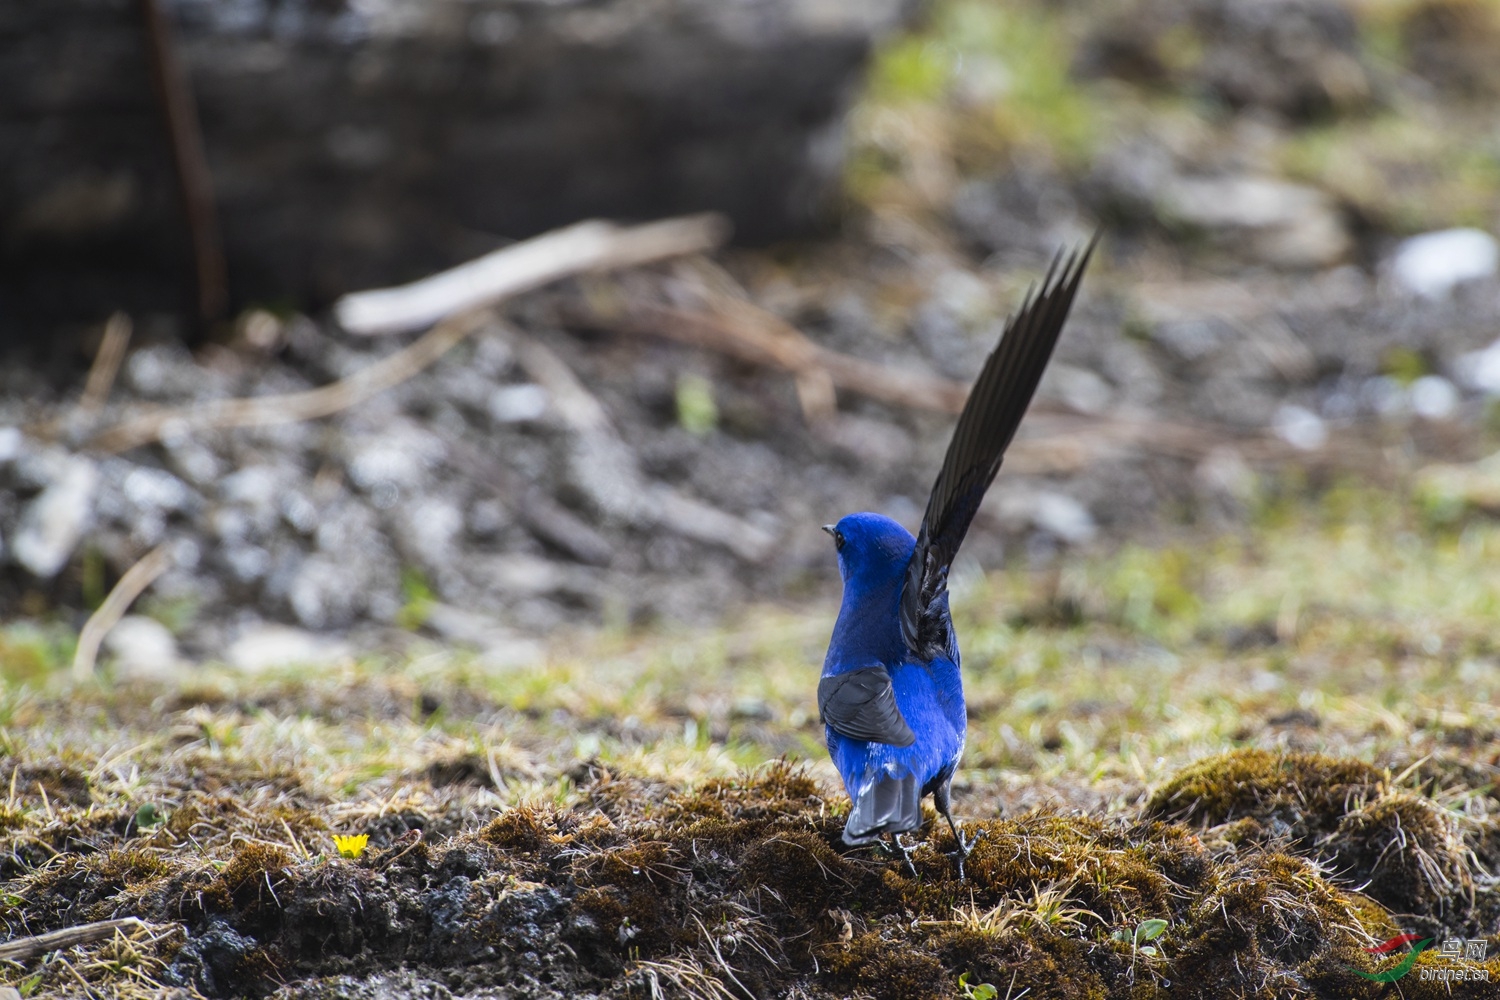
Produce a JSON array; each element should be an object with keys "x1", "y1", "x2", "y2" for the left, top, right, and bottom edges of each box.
[
  {"x1": 818, "y1": 666, "x2": 916, "y2": 746},
  {"x1": 900, "y1": 239, "x2": 1096, "y2": 660}
]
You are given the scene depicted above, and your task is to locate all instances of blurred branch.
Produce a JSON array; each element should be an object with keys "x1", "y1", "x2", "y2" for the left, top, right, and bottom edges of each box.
[
  {"x1": 335, "y1": 214, "x2": 730, "y2": 336},
  {"x1": 569, "y1": 301, "x2": 974, "y2": 417},
  {"x1": 72, "y1": 545, "x2": 172, "y2": 682},
  {"x1": 80, "y1": 312, "x2": 133, "y2": 414},
  {"x1": 567, "y1": 294, "x2": 1345, "y2": 470},
  {"x1": 86, "y1": 310, "x2": 491, "y2": 454},
  {"x1": 138, "y1": 0, "x2": 226, "y2": 324}
]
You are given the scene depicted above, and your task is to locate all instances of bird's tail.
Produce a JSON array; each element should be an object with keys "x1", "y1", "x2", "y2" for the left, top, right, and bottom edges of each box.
[{"x1": 842, "y1": 773, "x2": 922, "y2": 846}]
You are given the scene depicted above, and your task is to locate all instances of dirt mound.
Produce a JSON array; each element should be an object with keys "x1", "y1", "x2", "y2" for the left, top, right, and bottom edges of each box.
[
  {"x1": 7, "y1": 756, "x2": 1498, "y2": 999},
  {"x1": 1148, "y1": 749, "x2": 1496, "y2": 934}
]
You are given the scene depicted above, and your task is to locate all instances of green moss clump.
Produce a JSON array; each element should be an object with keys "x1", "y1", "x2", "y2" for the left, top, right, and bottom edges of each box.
[
  {"x1": 1145, "y1": 749, "x2": 1385, "y2": 841},
  {"x1": 480, "y1": 807, "x2": 553, "y2": 854},
  {"x1": 821, "y1": 931, "x2": 949, "y2": 1000},
  {"x1": 208, "y1": 842, "x2": 294, "y2": 913},
  {"x1": 1173, "y1": 852, "x2": 1388, "y2": 999},
  {"x1": 1324, "y1": 792, "x2": 1472, "y2": 917},
  {"x1": 738, "y1": 828, "x2": 850, "y2": 925}
]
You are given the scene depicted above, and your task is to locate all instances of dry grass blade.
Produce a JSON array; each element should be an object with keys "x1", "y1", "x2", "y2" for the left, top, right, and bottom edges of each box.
[
  {"x1": 87, "y1": 309, "x2": 490, "y2": 454},
  {"x1": 79, "y1": 312, "x2": 133, "y2": 414},
  {"x1": 71, "y1": 543, "x2": 173, "y2": 681},
  {"x1": 0, "y1": 917, "x2": 156, "y2": 963},
  {"x1": 632, "y1": 956, "x2": 740, "y2": 1000}
]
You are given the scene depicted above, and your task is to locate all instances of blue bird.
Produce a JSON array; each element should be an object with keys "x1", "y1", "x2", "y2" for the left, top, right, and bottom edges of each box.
[{"x1": 817, "y1": 242, "x2": 1095, "y2": 877}]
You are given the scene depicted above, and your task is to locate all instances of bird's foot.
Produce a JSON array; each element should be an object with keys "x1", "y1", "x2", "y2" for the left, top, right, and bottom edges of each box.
[
  {"x1": 947, "y1": 823, "x2": 983, "y2": 882},
  {"x1": 893, "y1": 833, "x2": 920, "y2": 878}
]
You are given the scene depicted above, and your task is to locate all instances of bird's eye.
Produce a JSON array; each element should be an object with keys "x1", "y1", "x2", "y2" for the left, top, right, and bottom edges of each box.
[{"x1": 833, "y1": 530, "x2": 845, "y2": 551}]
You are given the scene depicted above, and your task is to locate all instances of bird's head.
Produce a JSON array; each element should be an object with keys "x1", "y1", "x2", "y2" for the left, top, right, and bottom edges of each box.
[{"x1": 823, "y1": 512, "x2": 915, "y2": 587}]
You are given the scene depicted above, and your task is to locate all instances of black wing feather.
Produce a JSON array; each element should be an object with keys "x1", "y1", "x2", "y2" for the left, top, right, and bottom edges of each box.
[
  {"x1": 900, "y1": 238, "x2": 1097, "y2": 660},
  {"x1": 818, "y1": 667, "x2": 917, "y2": 746}
]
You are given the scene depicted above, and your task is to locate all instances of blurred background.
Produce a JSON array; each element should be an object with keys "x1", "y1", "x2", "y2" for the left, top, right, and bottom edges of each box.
[
  {"x1": 3, "y1": 0, "x2": 1500, "y2": 672},
  {"x1": 6, "y1": 6, "x2": 1500, "y2": 996}
]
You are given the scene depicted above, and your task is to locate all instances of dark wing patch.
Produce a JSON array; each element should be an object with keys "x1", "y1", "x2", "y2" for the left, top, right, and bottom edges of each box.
[
  {"x1": 900, "y1": 238, "x2": 1097, "y2": 661},
  {"x1": 817, "y1": 667, "x2": 916, "y2": 747}
]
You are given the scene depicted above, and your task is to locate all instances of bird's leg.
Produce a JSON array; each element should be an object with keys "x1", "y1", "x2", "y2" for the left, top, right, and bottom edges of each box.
[
  {"x1": 892, "y1": 833, "x2": 920, "y2": 878},
  {"x1": 933, "y1": 781, "x2": 983, "y2": 882}
]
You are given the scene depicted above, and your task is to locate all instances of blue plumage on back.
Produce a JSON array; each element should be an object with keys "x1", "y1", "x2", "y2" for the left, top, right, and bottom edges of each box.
[{"x1": 816, "y1": 242, "x2": 1096, "y2": 876}]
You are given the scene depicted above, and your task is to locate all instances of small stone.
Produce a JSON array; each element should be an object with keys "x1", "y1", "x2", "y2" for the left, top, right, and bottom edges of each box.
[
  {"x1": 1196, "y1": 446, "x2": 1258, "y2": 504},
  {"x1": 0, "y1": 427, "x2": 24, "y2": 464},
  {"x1": 488, "y1": 384, "x2": 550, "y2": 424},
  {"x1": 1041, "y1": 364, "x2": 1114, "y2": 415},
  {"x1": 345, "y1": 423, "x2": 443, "y2": 498},
  {"x1": 1273, "y1": 403, "x2": 1328, "y2": 450},
  {"x1": 12, "y1": 456, "x2": 98, "y2": 578},
  {"x1": 288, "y1": 554, "x2": 364, "y2": 629},
  {"x1": 397, "y1": 497, "x2": 464, "y2": 567},
  {"x1": 279, "y1": 491, "x2": 319, "y2": 535},
  {"x1": 1410, "y1": 375, "x2": 1459, "y2": 420},
  {"x1": 218, "y1": 466, "x2": 284, "y2": 532},
  {"x1": 1460, "y1": 337, "x2": 1500, "y2": 395},
  {"x1": 731, "y1": 697, "x2": 775, "y2": 722},
  {"x1": 225, "y1": 623, "x2": 350, "y2": 672},
  {"x1": 105, "y1": 616, "x2": 187, "y2": 682},
  {"x1": 991, "y1": 488, "x2": 1097, "y2": 544},
  {"x1": 123, "y1": 466, "x2": 194, "y2": 514},
  {"x1": 1162, "y1": 175, "x2": 1351, "y2": 269},
  {"x1": 1389, "y1": 227, "x2": 1499, "y2": 299}
]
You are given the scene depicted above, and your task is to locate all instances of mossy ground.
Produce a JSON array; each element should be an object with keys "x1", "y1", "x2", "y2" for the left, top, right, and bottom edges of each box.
[{"x1": 1, "y1": 488, "x2": 1498, "y2": 997}]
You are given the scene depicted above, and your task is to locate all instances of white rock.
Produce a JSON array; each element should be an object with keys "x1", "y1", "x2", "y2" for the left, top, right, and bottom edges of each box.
[
  {"x1": 1460, "y1": 337, "x2": 1500, "y2": 395},
  {"x1": 0, "y1": 427, "x2": 24, "y2": 464},
  {"x1": 12, "y1": 457, "x2": 98, "y2": 578},
  {"x1": 123, "y1": 467, "x2": 193, "y2": 514},
  {"x1": 225, "y1": 623, "x2": 350, "y2": 672},
  {"x1": 288, "y1": 555, "x2": 362, "y2": 629},
  {"x1": 991, "y1": 489, "x2": 1097, "y2": 544},
  {"x1": 488, "y1": 384, "x2": 550, "y2": 424},
  {"x1": 1042, "y1": 364, "x2": 1113, "y2": 415},
  {"x1": 1195, "y1": 446, "x2": 1258, "y2": 503},
  {"x1": 399, "y1": 497, "x2": 464, "y2": 566},
  {"x1": 1389, "y1": 228, "x2": 1498, "y2": 299},
  {"x1": 105, "y1": 616, "x2": 186, "y2": 682},
  {"x1": 421, "y1": 604, "x2": 542, "y2": 670},
  {"x1": 1164, "y1": 175, "x2": 1350, "y2": 269},
  {"x1": 1410, "y1": 375, "x2": 1459, "y2": 420},
  {"x1": 344, "y1": 422, "x2": 444, "y2": 499},
  {"x1": 1273, "y1": 403, "x2": 1328, "y2": 451}
]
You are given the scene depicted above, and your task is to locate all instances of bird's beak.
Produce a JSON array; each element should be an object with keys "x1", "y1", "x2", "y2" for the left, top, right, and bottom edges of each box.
[{"x1": 821, "y1": 524, "x2": 837, "y2": 537}]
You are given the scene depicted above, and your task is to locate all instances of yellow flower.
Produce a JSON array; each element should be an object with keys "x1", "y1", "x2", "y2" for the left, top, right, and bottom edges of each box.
[{"x1": 333, "y1": 834, "x2": 369, "y2": 860}]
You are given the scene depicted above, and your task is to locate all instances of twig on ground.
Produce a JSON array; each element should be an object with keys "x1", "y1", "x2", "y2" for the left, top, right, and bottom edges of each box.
[
  {"x1": 566, "y1": 295, "x2": 1339, "y2": 470},
  {"x1": 566, "y1": 300, "x2": 974, "y2": 416},
  {"x1": 0, "y1": 917, "x2": 158, "y2": 964},
  {"x1": 137, "y1": 0, "x2": 225, "y2": 323},
  {"x1": 87, "y1": 309, "x2": 491, "y2": 454},
  {"x1": 336, "y1": 214, "x2": 730, "y2": 336},
  {"x1": 87, "y1": 214, "x2": 727, "y2": 454},
  {"x1": 80, "y1": 313, "x2": 133, "y2": 414},
  {"x1": 72, "y1": 545, "x2": 173, "y2": 682}
]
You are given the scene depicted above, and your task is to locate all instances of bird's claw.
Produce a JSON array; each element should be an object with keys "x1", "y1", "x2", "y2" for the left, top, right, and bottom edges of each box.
[
  {"x1": 948, "y1": 824, "x2": 983, "y2": 882},
  {"x1": 893, "y1": 833, "x2": 920, "y2": 878}
]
